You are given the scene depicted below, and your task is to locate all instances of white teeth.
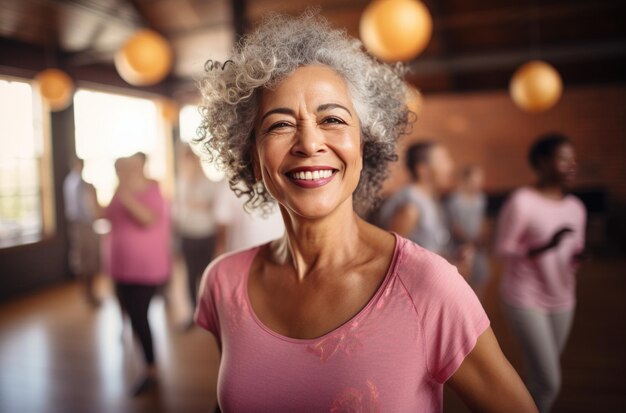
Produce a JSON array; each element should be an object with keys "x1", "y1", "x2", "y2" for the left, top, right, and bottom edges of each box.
[{"x1": 290, "y1": 169, "x2": 334, "y2": 181}]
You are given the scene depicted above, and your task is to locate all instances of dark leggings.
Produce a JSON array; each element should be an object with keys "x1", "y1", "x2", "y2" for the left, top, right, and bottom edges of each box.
[
  {"x1": 181, "y1": 235, "x2": 215, "y2": 308},
  {"x1": 115, "y1": 282, "x2": 159, "y2": 365}
]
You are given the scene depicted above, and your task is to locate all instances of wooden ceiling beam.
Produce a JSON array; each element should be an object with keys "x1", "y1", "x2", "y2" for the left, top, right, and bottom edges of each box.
[
  {"x1": 409, "y1": 40, "x2": 626, "y2": 77},
  {"x1": 435, "y1": 0, "x2": 623, "y2": 32}
]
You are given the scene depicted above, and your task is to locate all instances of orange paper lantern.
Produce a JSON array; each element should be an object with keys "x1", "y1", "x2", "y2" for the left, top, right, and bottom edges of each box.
[
  {"x1": 35, "y1": 68, "x2": 75, "y2": 111},
  {"x1": 360, "y1": 0, "x2": 433, "y2": 62},
  {"x1": 115, "y1": 29, "x2": 173, "y2": 86},
  {"x1": 510, "y1": 60, "x2": 563, "y2": 113}
]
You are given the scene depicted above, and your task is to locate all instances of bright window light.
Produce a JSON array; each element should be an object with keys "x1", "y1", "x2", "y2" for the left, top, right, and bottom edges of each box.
[
  {"x1": 74, "y1": 89, "x2": 168, "y2": 203},
  {"x1": 0, "y1": 78, "x2": 44, "y2": 246},
  {"x1": 179, "y1": 104, "x2": 202, "y2": 143},
  {"x1": 179, "y1": 104, "x2": 224, "y2": 182}
]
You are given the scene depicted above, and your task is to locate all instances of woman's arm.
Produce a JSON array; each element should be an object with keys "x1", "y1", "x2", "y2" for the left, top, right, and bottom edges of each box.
[
  {"x1": 86, "y1": 183, "x2": 105, "y2": 220},
  {"x1": 494, "y1": 196, "x2": 527, "y2": 259},
  {"x1": 448, "y1": 327, "x2": 538, "y2": 413},
  {"x1": 527, "y1": 227, "x2": 573, "y2": 258},
  {"x1": 118, "y1": 188, "x2": 158, "y2": 227}
]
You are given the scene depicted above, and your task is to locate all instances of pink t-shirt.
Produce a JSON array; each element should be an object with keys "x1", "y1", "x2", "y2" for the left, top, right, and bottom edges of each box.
[
  {"x1": 106, "y1": 182, "x2": 171, "y2": 285},
  {"x1": 195, "y1": 234, "x2": 489, "y2": 412},
  {"x1": 495, "y1": 187, "x2": 586, "y2": 311}
]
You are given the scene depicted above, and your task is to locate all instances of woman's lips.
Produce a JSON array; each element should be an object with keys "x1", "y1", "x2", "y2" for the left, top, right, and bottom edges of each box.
[{"x1": 285, "y1": 167, "x2": 338, "y2": 188}]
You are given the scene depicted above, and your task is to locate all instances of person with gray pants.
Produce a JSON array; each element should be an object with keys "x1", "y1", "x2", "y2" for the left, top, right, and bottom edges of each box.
[{"x1": 495, "y1": 134, "x2": 587, "y2": 412}]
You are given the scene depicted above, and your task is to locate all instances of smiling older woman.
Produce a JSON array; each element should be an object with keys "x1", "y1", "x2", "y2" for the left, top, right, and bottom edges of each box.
[{"x1": 194, "y1": 11, "x2": 537, "y2": 413}]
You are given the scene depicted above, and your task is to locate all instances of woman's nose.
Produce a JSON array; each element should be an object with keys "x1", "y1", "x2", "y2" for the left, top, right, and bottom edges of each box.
[{"x1": 290, "y1": 123, "x2": 327, "y2": 157}]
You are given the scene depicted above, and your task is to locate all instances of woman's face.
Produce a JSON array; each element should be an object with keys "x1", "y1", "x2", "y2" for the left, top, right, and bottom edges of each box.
[
  {"x1": 253, "y1": 65, "x2": 362, "y2": 220},
  {"x1": 549, "y1": 143, "x2": 577, "y2": 185}
]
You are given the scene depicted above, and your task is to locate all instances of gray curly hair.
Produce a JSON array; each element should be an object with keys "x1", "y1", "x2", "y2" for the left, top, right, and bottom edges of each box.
[{"x1": 195, "y1": 10, "x2": 412, "y2": 213}]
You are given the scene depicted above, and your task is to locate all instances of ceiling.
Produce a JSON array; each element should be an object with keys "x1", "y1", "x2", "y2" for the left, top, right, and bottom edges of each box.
[{"x1": 0, "y1": 0, "x2": 624, "y2": 96}]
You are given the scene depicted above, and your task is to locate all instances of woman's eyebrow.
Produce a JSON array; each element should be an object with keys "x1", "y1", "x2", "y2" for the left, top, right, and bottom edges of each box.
[
  {"x1": 317, "y1": 103, "x2": 352, "y2": 118},
  {"x1": 260, "y1": 107, "x2": 296, "y2": 123}
]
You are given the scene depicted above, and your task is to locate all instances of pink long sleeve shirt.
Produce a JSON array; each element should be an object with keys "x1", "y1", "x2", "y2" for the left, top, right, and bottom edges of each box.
[
  {"x1": 496, "y1": 187, "x2": 586, "y2": 311},
  {"x1": 195, "y1": 234, "x2": 489, "y2": 412}
]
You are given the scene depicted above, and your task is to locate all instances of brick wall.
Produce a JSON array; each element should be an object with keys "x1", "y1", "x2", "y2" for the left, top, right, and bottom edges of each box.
[{"x1": 383, "y1": 84, "x2": 626, "y2": 204}]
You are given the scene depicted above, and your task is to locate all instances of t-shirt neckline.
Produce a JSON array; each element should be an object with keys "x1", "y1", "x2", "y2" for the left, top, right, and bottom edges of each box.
[{"x1": 242, "y1": 232, "x2": 402, "y2": 344}]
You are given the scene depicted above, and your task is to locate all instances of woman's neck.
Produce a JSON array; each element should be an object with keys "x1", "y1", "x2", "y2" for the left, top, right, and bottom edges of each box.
[
  {"x1": 273, "y1": 199, "x2": 366, "y2": 282},
  {"x1": 413, "y1": 181, "x2": 437, "y2": 198},
  {"x1": 534, "y1": 180, "x2": 565, "y2": 200},
  {"x1": 460, "y1": 186, "x2": 478, "y2": 198}
]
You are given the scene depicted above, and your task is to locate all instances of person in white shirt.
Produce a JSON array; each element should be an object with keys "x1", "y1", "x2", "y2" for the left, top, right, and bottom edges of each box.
[
  {"x1": 63, "y1": 157, "x2": 101, "y2": 306},
  {"x1": 213, "y1": 179, "x2": 285, "y2": 255},
  {"x1": 174, "y1": 146, "x2": 220, "y2": 321}
]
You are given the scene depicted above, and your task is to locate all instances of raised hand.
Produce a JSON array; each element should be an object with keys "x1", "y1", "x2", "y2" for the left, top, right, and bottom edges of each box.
[{"x1": 528, "y1": 226, "x2": 574, "y2": 258}]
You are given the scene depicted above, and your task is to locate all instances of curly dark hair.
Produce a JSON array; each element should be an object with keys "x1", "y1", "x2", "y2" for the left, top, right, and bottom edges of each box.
[{"x1": 195, "y1": 10, "x2": 413, "y2": 214}]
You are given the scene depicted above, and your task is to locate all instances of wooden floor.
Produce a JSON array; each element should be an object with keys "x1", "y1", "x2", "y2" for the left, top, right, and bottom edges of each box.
[{"x1": 1, "y1": 254, "x2": 625, "y2": 413}]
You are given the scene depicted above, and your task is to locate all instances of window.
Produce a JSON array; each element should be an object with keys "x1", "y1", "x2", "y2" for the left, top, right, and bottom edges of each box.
[
  {"x1": 73, "y1": 89, "x2": 172, "y2": 204},
  {"x1": 0, "y1": 77, "x2": 47, "y2": 247}
]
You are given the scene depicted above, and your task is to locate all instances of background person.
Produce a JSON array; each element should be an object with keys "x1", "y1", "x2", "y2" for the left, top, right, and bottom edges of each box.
[
  {"x1": 106, "y1": 153, "x2": 171, "y2": 396},
  {"x1": 379, "y1": 141, "x2": 473, "y2": 275},
  {"x1": 212, "y1": 179, "x2": 285, "y2": 255},
  {"x1": 496, "y1": 133, "x2": 586, "y2": 412},
  {"x1": 173, "y1": 145, "x2": 219, "y2": 329},
  {"x1": 447, "y1": 164, "x2": 490, "y2": 297},
  {"x1": 63, "y1": 157, "x2": 101, "y2": 307},
  {"x1": 194, "y1": 13, "x2": 536, "y2": 412}
]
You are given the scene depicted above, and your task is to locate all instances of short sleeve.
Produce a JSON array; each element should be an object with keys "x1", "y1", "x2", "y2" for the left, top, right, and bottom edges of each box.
[
  {"x1": 426, "y1": 263, "x2": 489, "y2": 383},
  {"x1": 400, "y1": 244, "x2": 490, "y2": 384},
  {"x1": 495, "y1": 191, "x2": 528, "y2": 259},
  {"x1": 194, "y1": 262, "x2": 221, "y2": 341}
]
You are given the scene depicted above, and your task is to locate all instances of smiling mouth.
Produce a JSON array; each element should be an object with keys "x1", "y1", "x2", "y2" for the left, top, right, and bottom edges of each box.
[
  {"x1": 288, "y1": 169, "x2": 335, "y2": 180},
  {"x1": 285, "y1": 167, "x2": 338, "y2": 187}
]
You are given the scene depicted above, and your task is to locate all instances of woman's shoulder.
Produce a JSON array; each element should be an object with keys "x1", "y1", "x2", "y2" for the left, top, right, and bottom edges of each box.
[
  {"x1": 394, "y1": 236, "x2": 487, "y2": 333},
  {"x1": 564, "y1": 193, "x2": 586, "y2": 212},
  {"x1": 506, "y1": 186, "x2": 534, "y2": 203},
  {"x1": 206, "y1": 246, "x2": 260, "y2": 276},
  {"x1": 395, "y1": 237, "x2": 465, "y2": 296}
]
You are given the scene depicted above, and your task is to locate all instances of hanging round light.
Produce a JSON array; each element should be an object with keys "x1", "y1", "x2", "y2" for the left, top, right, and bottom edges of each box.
[
  {"x1": 35, "y1": 68, "x2": 75, "y2": 111},
  {"x1": 115, "y1": 29, "x2": 173, "y2": 86},
  {"x1": 510, "y1": 60, "x2": 563, "y2": 113},
  {"x1": 360, "y1": 0, "x2": 433, "y2": 62}
]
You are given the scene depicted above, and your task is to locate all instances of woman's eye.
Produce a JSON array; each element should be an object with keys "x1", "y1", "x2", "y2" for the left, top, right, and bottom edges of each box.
[
  {"x1": 322, "y1": 117, "x2": 345, "y2": 125},
  {"x1": 267, "y1": 122, "x2": 291, "y2": 132}
]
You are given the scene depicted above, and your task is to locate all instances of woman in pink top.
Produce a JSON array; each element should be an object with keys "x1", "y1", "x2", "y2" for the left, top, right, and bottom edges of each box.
[
  {"x1": 496, "y1": 134, "x2": 586, "y2": 412},
  {"x1": 106, "y1": 153, "x2": 171, "y2": 396},
  {"x1": 194, "y1": 12, "x2": 536, "y2": 412}
]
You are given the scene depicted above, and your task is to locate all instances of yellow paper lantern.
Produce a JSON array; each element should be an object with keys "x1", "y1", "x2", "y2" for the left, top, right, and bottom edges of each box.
[
  {"x1": 360, "y1": 0, "x2": 433, "y2": 62},
  {"x1": 115, "y1": 29, "x2": 173, "y2": 86},
  {"x1": 406, "y1": 86, "x2": 424, "y2": 116},
  {"x1": 510, "y1": 60, "x2": 563, "y2": 113},
  {"x1": 35, "y1": 68, "x2": 75, "y2": 111}
]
